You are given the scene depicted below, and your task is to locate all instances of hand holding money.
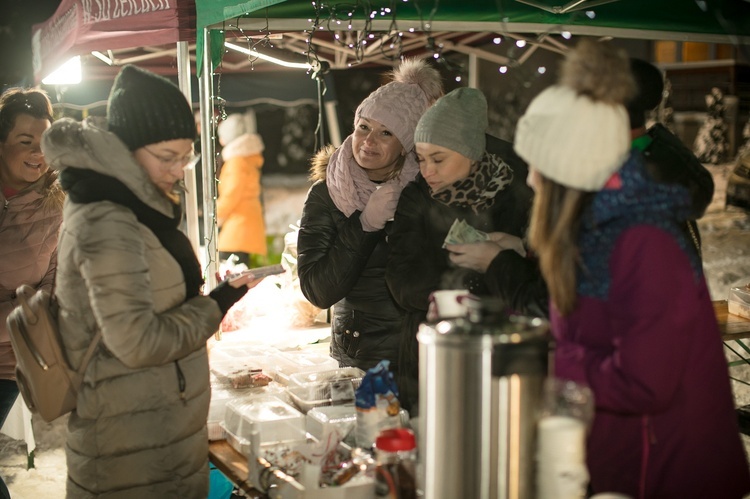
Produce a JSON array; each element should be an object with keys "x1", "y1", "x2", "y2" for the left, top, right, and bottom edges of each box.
[{"x1": 442, "y1": 219, "x2": 490, "y2": 248}]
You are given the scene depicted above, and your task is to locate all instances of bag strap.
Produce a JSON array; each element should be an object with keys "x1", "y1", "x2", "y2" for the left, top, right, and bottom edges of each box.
[{"x1": 77, "y1": 330, "x2": 102, "y2": 377}]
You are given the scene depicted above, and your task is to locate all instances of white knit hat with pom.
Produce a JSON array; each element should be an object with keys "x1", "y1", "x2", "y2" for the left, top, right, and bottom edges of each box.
[
  {"x1": 355, "y1": 58, "x2": 444, "y2": 153},
  {"x1": 514, "y1": 40, "x2": 635, "y2": 191}
]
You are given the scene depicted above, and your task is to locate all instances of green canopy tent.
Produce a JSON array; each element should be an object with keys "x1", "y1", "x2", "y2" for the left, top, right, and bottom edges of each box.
[{"x1": 193, "y1": 0, "x2": 750, "y2": 283}]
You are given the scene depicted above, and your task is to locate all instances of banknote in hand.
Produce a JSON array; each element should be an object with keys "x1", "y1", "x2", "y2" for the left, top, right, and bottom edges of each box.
[{"x1": 442, "y1": 219, "x2": 490, "y2": 248}]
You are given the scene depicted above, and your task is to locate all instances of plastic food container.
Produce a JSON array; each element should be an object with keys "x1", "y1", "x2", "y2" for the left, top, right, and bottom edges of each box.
[
  {"x1": 221, "y1": 395, "x2": 306, "y2": 455},
  {"x1": 729, "y1": 282, "x2": 750, "y2": 319},
  {"x1": 305, "y1": 404, "x2": 357, "y2": 441},
  {"x1": 267, "y1": 350, "x2": 339, "y2": 385},
  {"x1": 208, "y1": 385, "x2": 236, "y2": 441},
  {"x1": 207, "y1": 378, "x2": 289, "y2": 441},
  {"x1": 209, "y1": 356, "x2": 273, "y2": 389},
  {"x1": 287, "y1": 367, "x2": 365, "y2": 413}
]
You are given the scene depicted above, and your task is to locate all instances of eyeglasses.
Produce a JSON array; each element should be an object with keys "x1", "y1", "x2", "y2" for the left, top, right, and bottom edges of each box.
[{"x1": 142, "y1": 147, "x2": 198, "y2": 169}]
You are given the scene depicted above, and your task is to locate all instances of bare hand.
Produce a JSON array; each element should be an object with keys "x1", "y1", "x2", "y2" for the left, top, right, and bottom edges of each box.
[
  {"x1": 446, "y1": 241, "x2": 502, "y2": 273},
  {"x1": 487, "y1": 232, "x2": 527, "y2": 257}
]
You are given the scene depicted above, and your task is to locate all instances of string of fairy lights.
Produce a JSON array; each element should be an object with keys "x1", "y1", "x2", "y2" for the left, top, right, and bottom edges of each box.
[
  {"x1": 201, "y1": 0, "x2": 715, "y2": 274},
  {"x1": 200, "y1": 1, "x2": 608, "y2": 274}
]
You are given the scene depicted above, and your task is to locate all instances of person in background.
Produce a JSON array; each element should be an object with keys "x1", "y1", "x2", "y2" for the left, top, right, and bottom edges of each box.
[
  {"x1": 298, "y1": 58, "x2": 443, "y2": 373},
  {"x1": 0, "y1": 88, "x2": 61, "y2": 499},
  {"x1": 42, "y1": 65, "x2": 260, "y2": 498},
  {"x1": 216, "y1": 110, "x2": 268, "y2": 268},
  {"x1": 386, "y1": 87, "x2": 535, "y2": 413},
  {"x1": 515, "y1": 39, "x2": 750, "y2": 498},
  {"x1": 627, "y1": 57, "x2": 714, "y2": 257}
]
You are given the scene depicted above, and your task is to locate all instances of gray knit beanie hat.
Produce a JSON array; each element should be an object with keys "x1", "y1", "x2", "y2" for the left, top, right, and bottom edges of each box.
[
  {"x1": 413, "y1": 87, "x2": 487, "y2": 161},
  {"x1": 107, "y1": 65, "x2": 196, "y2": 151}
]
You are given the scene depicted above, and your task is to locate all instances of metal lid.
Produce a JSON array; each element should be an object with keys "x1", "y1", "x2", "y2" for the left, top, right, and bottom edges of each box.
[{"x1": 417, "y1": 314, "x2": 549, "y2": 347}]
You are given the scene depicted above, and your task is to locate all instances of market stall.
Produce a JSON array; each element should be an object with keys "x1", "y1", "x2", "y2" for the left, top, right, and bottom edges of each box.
[
  {"x1": 30, "y1": 0, "x2": 196, "y2": 84},
  {"x1": 1, "y1": 0, "x2": 201, "y2": 459},
  {"x1": 190, "y1": 2, "x2": 750, "y2": 496}
]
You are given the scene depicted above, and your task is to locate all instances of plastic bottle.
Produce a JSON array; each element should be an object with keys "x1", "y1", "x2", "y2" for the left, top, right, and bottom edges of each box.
[{"x1": 374, "y1": 428, "x2": 418, "y2": 499}]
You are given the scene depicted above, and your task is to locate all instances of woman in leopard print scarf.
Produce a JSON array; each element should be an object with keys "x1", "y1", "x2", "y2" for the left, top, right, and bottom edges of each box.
[{"x1": 386, "y1": 88, "x2": 545, "y2": 415}]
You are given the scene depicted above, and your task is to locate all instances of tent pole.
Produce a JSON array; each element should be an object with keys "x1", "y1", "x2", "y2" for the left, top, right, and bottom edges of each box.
[
  {"x1": 177, "y1": 41, "x2": 200, "y2": 254},
  {"x1": 468, "y1": 53, "x2": 479, "y2": 89},
  {"x1": 199, "y1": 27, "x2": 219, "y2": 289}
]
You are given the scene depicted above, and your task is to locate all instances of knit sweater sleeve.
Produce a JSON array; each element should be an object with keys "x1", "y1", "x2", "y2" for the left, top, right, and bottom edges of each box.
[{"x1": 563, "y1": 226, "x2": 709, "y2": 414}]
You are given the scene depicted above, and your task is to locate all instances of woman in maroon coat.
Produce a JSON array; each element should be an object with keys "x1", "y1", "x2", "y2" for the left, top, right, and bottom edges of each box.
[{"x1": 515, "y1": 40, "x2": 750, "y2": 498}]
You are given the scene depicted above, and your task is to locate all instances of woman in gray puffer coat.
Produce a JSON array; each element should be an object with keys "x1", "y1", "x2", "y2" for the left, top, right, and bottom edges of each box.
[
  {"x1": 42, "y1": 65, "x2": 255, "y2": 499},
  {"x1": 298, "y1": 59, "x2": 443, "y2": 372}
]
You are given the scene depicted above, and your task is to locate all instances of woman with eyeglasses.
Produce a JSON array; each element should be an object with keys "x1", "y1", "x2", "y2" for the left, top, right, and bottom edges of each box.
[
  {"x1": 0, "y1": 87, "x2": 61, "y2": 499},
  {"x1": 41, "y1": 65, "x2": 260, "y2": 498}
]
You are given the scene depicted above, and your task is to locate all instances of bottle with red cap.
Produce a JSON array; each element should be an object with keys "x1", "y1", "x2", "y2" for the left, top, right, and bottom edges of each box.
[{"x1": 374, "y1": 427, "x2": 418, "y2": 498}]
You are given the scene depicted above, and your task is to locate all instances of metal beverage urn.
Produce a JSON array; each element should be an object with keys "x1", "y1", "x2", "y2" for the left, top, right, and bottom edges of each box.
[{"x1": 418, "y1": 313, "x2": 550, "y2": 499}]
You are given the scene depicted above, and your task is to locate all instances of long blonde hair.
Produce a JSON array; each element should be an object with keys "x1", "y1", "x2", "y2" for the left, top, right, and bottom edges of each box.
[{"x1": 528, "y1": 175, "x2": 593, "y2": 316}]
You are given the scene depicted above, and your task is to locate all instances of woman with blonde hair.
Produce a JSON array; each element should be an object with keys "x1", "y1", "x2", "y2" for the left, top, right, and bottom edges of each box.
[
  {"x1": 298, "y1": 58, "x2": 443, "y2": 372},
  {"x1": 515, "y1": 40, "x2": 750, "y2": 498}
]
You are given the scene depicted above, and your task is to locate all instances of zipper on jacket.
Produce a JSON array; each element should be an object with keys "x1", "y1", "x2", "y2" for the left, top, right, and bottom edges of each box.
[
  {"x1": 0, "y1": 199, "x2": 8, "y2": 226},
  {"x1": 174, "y1": 360, "x2": 186, "y2": 403},
  {"x1": 639, "y1": 415, "x2": 655, "y2": 499}
]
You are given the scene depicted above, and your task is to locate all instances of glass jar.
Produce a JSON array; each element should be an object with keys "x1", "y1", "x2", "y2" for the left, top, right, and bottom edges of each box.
[{"x1": 374, "y1": 428, "x2": 418, "y2": 499}]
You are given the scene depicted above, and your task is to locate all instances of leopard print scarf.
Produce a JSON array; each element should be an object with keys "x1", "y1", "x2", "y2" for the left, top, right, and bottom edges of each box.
[{"x1": 430, "y1": 152, "x2": 514, "y2": 213}]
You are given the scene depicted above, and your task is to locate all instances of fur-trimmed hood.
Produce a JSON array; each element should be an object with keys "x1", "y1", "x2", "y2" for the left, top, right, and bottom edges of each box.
[
  {"x1": 309, "y1": 144, "x2": 336, "y2": 182},
  {"x1": 38, "y1": 170, "x2": 65, "y2": 213},
  {"x1": 42, "y1": 116, "x2": 174, "y2": 218}
]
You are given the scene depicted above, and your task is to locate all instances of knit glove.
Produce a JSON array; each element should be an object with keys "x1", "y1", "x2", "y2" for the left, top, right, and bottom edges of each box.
[
  {"x1": 209, "y1": 280, "x2": 249, "y2": 316},
  {"x1": 360, "y1": 184, "x2": 400, "y2": 232}
]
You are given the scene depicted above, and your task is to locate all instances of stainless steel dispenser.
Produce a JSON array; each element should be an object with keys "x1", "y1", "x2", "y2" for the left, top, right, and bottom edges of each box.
[{"x1": 418, "y1": 314, "x2": 550, "y2": 499}]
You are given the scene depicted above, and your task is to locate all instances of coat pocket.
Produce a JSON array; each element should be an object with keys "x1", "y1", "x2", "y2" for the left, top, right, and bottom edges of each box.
[{"x1": 332, "y1": 310, "x2": 362, "y2": 358}]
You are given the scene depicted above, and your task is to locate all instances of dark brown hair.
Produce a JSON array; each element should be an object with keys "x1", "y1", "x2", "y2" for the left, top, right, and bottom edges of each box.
[{"x1": 0, "y1": 88, "x2": 54, "y2": 142}]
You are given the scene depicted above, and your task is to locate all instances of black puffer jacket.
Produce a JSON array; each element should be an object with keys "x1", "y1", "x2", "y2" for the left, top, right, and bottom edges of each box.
[
  {"x1": 298, "y1": 148, "x2": 403, "y2": 372},
  {"x1": 386, "y1": 135, "x2": 535, "y2": 413},
  {"x1": 642, "y1": 123, "x2": 715, "y2": 254}
]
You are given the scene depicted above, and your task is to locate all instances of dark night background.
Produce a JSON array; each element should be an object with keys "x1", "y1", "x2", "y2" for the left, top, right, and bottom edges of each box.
[{"x1": 0, "y1": 0, "x2": 62, "y2": 88}]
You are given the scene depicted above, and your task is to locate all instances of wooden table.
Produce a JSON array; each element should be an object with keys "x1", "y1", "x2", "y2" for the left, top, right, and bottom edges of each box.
[
  {"x1": 714, "y1": 300, "x2": 750, "y2": 375},
  {"x1": 714, "y1": 300, "x2": 750, "y2": 341},
  {"x1": 209, "y1": 440, "x2": 266, "y2": 498}
]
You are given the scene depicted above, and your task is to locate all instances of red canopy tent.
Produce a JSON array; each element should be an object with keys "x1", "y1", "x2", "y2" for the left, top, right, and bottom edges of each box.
[
  {"x1": 30, "y1": 0, "x2": 204, "y2": 256},
  {"x1": 31, "y1": 0, "x2": 195, "y2": 83}
]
